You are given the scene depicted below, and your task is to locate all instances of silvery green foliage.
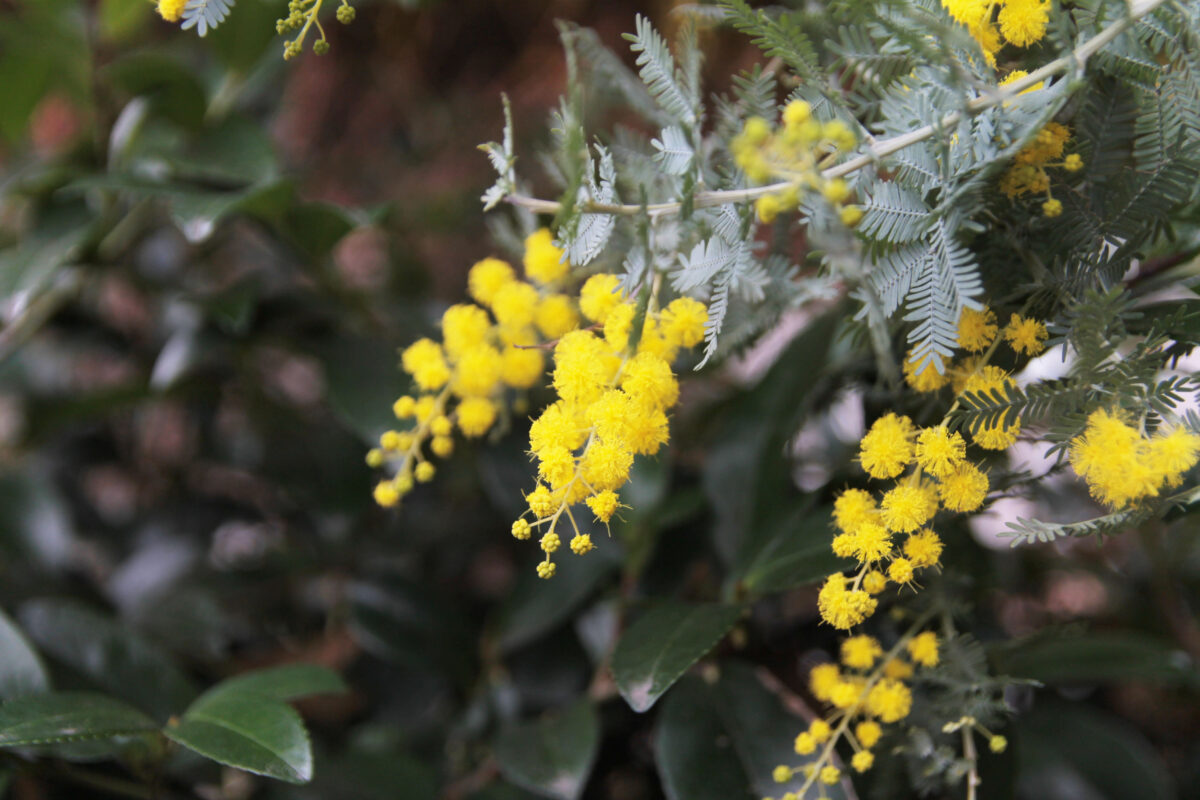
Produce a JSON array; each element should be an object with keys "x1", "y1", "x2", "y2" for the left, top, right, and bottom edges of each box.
[
  {"x1": 181, "y1": 0, "x2": 235, "y2": 37},
  {"x1": 480, "y1": 97, "x2": 516, "y2": 212},
  {"x1": 480, "y1": 0, "x2": 1200, "y2": 375}
]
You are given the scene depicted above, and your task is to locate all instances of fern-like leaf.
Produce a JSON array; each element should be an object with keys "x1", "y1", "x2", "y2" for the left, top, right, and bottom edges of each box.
[{"x1": 181, "y1": 0, "x2": 235, "y2": 37}]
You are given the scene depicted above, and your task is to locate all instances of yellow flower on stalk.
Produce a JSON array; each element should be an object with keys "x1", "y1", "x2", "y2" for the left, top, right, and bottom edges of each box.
[
  {"x1": 841, "y1": 635, "x2": 883, "y2": 669},
  {"x1": 915, "y1": 427, "x2": 967, "y2": 478},
  {"x1": 865, "y1": 678, "x2": 912, "y2": 723},
  {"x1": 157, "y1": 0, "x2": 187, "y2": 21},
  {"x1": 1069, "y1": 409, "x2": 1200, "y2": 508},
  {"x1": 817, "y1": 574, "x2": 878, "y2": 629},
  {"x1": 859, "y1": 413, "x2": 916, "y2": 479},
  {"x1": 957, "y1": 306, "x2": 998, "y2": 352},
  {"x1": 938, "y1": 463, "x2": 990, "y2": 511},
  {"x1": 1002, "y1": 313, "x2": 1048, "y2": 355},
  {"x1": 907, "y1": 631, "x2": 940, "y2": 667},
  {"x1": 523, "y1": 228, "x2": 569, "y2": 285}
]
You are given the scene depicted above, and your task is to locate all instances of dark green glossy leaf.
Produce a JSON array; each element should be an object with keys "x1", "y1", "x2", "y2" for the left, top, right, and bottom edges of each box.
[
  {"x1": 311, "y1": 749, "x2": 437, "y2": 800},
  {"x1": 498, "y1": 535, "x2": 621, "y2": 652},
  {"x1": 991, "y1": 631, "x2": 1198, "y2": 686},
  {"x1": 19, "y1": 598, "x2": 198, "y2": 721},
  {"x1": 165, "y1": 688, "x2": 313, "y2": 784},
  {"x1": 104, "y1": 53, "x2": 208, "y2": 128},
  {"x1": 1016, "y1": 702, "x2": 1173, "y2": 800},
  {"x1": 210, "y1": 665, "x2": 347, "y2": 703},
  {"x1": 611, "y1": 602, "x2": 740, "y2": 712},
  {"x1": 655, "y1": 677, "x2": 751, "y2": 800},
  {"x1": 655, "y1": 663, "x2": 851, "y2": 800},
  {"x1": 315, "y1": 336, "x2": 410, "y2": 444},
  {"x1": 0, "y1": 608, "x2": 49, "y2": 700},
  {"x1": 0, "y1": 692, "x2": 158, "y2": 747},
  {"x1": 347, "y1": 575, "x2": 475, "y2": 685},
  {"x1": 737, "y1": 509, "x2": 851, "y2": 594},
  {"x1": 493, "y1": 700, "x2": 599, "y2": 800}
]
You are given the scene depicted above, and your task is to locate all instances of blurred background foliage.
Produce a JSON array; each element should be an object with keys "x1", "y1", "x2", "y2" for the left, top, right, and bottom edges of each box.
[{"x1": 0, "y1": 1, "x2": 1198, "y2": 799}]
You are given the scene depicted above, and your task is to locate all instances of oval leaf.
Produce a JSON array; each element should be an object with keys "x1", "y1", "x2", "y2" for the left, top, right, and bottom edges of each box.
[
  {"x1": 0, "y1": 608, "x2": 49, "y2": 700},
  {"x1": 210, "y1": 664, "x2": 347, "y2": 703},
  {"x1": 19, "y1": 598, "x2": 197, "y2": 720},
  {"x1": 493, "y1": 700, "x2": 599, "y2": 800},
  {"x1": 611, "y1": 602, "x2": 741, "y2": 712},
  {"x1": 165, "y1": 689, "x2": 313, "y2": 784},
  {"x1": 0, "y1": 692, "x2": 158, "y2": 747}
]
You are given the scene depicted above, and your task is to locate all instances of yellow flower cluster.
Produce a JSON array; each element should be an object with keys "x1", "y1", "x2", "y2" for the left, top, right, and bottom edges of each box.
[
  {"x1": 730, "y1": 100, "x2": 862, "y2": 227},
  {"x1": 514, "y1": 275, "x2": 708, "y2": 578},
  {"x1": 1069, "y1": 409, "x2": 1200, "y2": 509},
  {"x1": 942, "y1": 0, "x2": 1050, "y2": 65},
  {"x1": 818, "y1": 414, "x2": 990, "y2": 629},
  {"x1": 904, "y1": 306, "x2": 1047, "y2": 450},
  {"x1": 369, "y1": 230, "x2": 576, "y2": 508},
  {"x1": 156, "y1": 0, "x2": 186, "y2": 21},
  {"x1": 999, "y1": 122, "x2": 1083, "y2": 217},
  {"x1": 765, "y1": 630, "x2": 941, "y2": 800},
  {"x1": 276, "y1": 0, "x2": 357, "y2": 59}
]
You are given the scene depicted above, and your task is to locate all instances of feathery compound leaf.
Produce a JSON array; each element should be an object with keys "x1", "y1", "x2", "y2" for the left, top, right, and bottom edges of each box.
[
  {"x1": 480, "y1": 96, "x2": 516, "y2": 211},
  {"x1": 181, "y1": 0, "x2": 235, "y2": 37},
  {"x1": 903, "y1": 219, "x2": 981, "y2": 368},
  {"x1": 859, "y1": 181, "x2": 932, "y2": 244},
  {"x1": 625, "y1": 15, "x2": 696, "y2": 126},
  {"x1": 719, "y1": 0, "x2": 819, "y2": 81},
  {"x1": 652, "y1": 126, "x2": 694, "y2": 175},
  {"x1": 560, "y1": 145, "x2": 617, "y2": 267},
  {"x1": 673, "y1": 237, "x2": 736, "y2": 293}
]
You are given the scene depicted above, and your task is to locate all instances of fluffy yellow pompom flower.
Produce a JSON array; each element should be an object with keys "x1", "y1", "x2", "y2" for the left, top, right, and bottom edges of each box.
[
  {"x1": 579, "y1": 274, "x2": 625, "y2": 323},
  {"x1": 841, "y1": 635, "x2": 883, "y2": 669},
  {"x1": 157, "y1": 0, "x2": 187, "y2": 22},
  {"x1": 452, "y1": 345, "x2": 503, "y2": 397},
  {"x1": 907, "y1": 631, "x2": 940, "y2": 667},
  {"x1": 866, "y1": 679, "x2": 912, "y2": 723},
  {"x1": 1069, "y1": 409, "x2": 1199, "y2": 508},
  {"x1": 851, "y1": 751, "x2": 875, "y2": 773},
  {"x1": 603, "y1": 302, "x2": 636, "y2": 351},
  {"x1": 819, "y1": 765, "x2": 841, "y2": 785},
  {"x1": 856, "y1": 720, "x2": 882, "y2": 749},
  {"x1": 904, "y1": 352, "x2": 950, "y2": 393},
  {"x1": 859, "y1": 413, "x2": 916, "y2": 479},
  {"x1": 809, "y1": 663, "x2": 842, "y2": 701},
  {"x1": 997, "y1": 0, "x2": 1049, "y2": 47},
  {"x1": 535, "y1": 294, "x2": 580, "y2": 340},
  {"x1": 401, "y1": 339, "x2": 451, "y2": 391},
  {"x1": 957, "y1": 306, "x2": 998, "y2": 352},
  {"x1": 552, "y1": 331, "x2": 610, "y2": 406},
  {"x1": 903, "y1": 529, "x2": 943, "y2": 568},
  {"x1": 881, "y1": 484, "x2": 937, "y2": 533},
  {"x1": 523, "y1": 229, "x2": 569, "y2": 285},
  {"x1": 847, "y1": 521, "x2": 893, "y2": 563},
  {"x1": 491, "y1": 281, "x2": 539, "y2": 332},
  {"x1": 818, "y1": 574, "x2": 878, "y2": 630},
  {"x1": 1147, "y1": 427, "x2": 1200, "y2": 487},
  {"x1": 442, "y1": 304, "x2": 491, "y2": 360},
  {"x1": 793, "y1": 732, "x2": 816, "y2": 755},
  {"x1": 467, "y1": 257, "x2": 515, "y2": 306},
  {"x1": 456, "y1": 396, "x2": 497, "y2": 438},
  {"x1": 915, "y1": 427, "x2": 966, "y2": 478},
  {"x1": 887, "y1": 557, "x2": 914, "y2": 584},
  {"x1": 660, "y1": 297, "x2": 709, "y2": 348},
  {"x1": 1003, "y1": 313, "x2": 1048, "y2": 355},
  {"x1": 586, "y1": 489, "x2": 620, "y2": 523},
  {"x1": 862, "y1": 570, "x2": 888, "y2": 594},
  {"x1": 938, "y1": 462, "x2": 990, "y2": 512},
  {"x1": 833, "y1": 489, "x2": 878, "y2": 534},
  {"x1": 500, "y1": 345, "x2": 544, "y2": 389},
  {"x1": 621, "y1": 352, "x2": 679, "y2": 409}
]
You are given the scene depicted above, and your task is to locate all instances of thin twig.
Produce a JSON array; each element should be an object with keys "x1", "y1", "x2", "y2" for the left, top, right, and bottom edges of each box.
[{"x1": 505, "y1": 0, "x2": 1166, "y2": 219}]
